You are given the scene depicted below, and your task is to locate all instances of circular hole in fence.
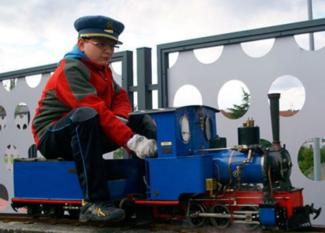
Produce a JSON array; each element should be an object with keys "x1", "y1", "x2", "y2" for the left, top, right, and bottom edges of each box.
[
  {"x1": 2, "y1": 78, "x2": 17, "y2": 91},
  {"x1": 173, "y1": 84, "x2": 203, "y2": 107},
  {"x1": 26, "y1": 74, "x2": 42, "y2": 88},
  {"x1": 0, "y1": 106, "x2": 7, "y2": 132},
  {"x1": 4, "y1": 144, "x2": 20, "y2": 172},
  {"x1": 14, "y1": 102, "x2": 30, "y2": 130},
  {"x1": 268, "y1": 75, "x2": 305, "y2": 117},
  {"x1": 0, "y1": 184, "x2": 9, "y2": 210},
  {"x1": 169, "y1": 52, "x2": 179, "y2": 68},
  {"x1": 241, "y1": 38, "x2": 275, "y2": 57},
  {"x1": 217, "y1": 80, "x2": 250, "y2": 119},
  {"x1": 194, "y1": 46, "x2": 223, "y2": 64},
  {"x1": 298, "y1": 138, "x2": 325, "y2": 181}
]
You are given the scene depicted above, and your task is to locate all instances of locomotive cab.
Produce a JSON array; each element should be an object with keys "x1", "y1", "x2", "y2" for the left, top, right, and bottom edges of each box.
[
  {"x1": 144, "y1": 105, "x2": 221, "y2": 158},
  {"x1": 143, "y1": 105, "x2": 222, "y2": 200}
]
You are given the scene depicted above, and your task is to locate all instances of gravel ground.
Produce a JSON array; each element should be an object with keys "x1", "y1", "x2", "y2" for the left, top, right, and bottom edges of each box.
[{"x1": 0, "y1": 221, "x2": 324, "y2": 233}]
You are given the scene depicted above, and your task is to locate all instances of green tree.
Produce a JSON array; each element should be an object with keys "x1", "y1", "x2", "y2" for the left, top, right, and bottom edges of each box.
[
  {"x1": 298, "y1": 146, "x2": 314, "y2": 178},
  {"x1": 227, "y1": 88, "x2": 250, "y2": 119},
  {"x1": 321, "y1": 146, "x2": 325, "y2": 163}
]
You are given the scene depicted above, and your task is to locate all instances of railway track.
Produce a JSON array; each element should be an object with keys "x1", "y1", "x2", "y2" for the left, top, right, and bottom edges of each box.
[
  {"x1": 1, "y1": 213, "x2": 325, "y2": 233},
  {"x1": 0, "y1": 213, "x2": 81, "y2": 225}
]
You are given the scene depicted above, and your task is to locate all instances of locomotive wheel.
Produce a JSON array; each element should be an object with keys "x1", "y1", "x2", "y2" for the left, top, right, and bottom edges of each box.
[
  {"x1": 27, "y1": 205, "x2": 42, "y2": 218},
  {"x1": 209, "y1": 204, "x2": 231, "y2": 228},
  {"x1": 187, "y1": 202, "x2": 207, "y2": 227},
  {"x1": 53, "y1": 205, "x2": 64, "y2": 218},
  {"x1": 67, "y1": 209, "x2": 80, "y2": 219},
  {"x1": 47, "y1": 205, "x2": 65, "y2": 218},
  {"x1": 239, "y1": 206, "x2": 259, "y2": 230}
]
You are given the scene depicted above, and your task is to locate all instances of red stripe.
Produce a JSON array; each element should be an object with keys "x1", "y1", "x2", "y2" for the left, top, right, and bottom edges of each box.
[
  {"x1": 134, "y1": 200, "x2": 179, "y2": 205},
  {"x1": 11, "y1": 198, "x2": 82, "y2": 205}
]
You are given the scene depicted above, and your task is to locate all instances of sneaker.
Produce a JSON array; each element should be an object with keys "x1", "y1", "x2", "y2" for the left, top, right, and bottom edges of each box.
[{"x1": 79, "y1": 201, "x2": 125, "y2": 222}]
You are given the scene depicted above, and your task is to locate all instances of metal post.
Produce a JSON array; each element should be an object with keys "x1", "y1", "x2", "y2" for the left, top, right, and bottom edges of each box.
[
  {"x1": 157, "y1": 46, "x2": 170, "y2": 108},
  {"x1": 313, "y1": 137, "x2": 321, "y2": 181},
  {"x1": 111, "y1": 51, "x2": 134, "y2": 107},
  {"x1": 308, "y1": 0, "x2": 315, "y2": 50},
  {"x1": 137, "y1": 47, "x2": 152, "y2": 110}
]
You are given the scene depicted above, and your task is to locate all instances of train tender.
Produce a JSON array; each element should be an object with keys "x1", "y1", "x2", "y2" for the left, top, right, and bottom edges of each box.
[{"x1": 11, "y1": 93, "x2": 321, "y2": 229}]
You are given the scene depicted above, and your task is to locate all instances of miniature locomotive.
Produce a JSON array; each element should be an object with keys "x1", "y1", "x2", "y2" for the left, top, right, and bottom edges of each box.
[{"x1": 11, "y1": 93, "x2": 321, "y2": 229}]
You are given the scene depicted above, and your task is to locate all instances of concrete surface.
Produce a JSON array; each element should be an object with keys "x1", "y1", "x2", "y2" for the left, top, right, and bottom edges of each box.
[{"x1": 0, "y1": 221, "x2": 324, "y2": 233}]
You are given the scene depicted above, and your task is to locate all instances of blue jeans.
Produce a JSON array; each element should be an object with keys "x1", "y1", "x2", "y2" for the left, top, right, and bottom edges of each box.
[{"x1": 38, "y1": 107, "x2": 117, "y2": 202}]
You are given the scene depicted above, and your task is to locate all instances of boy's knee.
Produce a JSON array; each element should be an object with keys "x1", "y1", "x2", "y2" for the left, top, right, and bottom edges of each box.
[{"x1": 69, "y1": 107, "x2": 98, "y2": 123}]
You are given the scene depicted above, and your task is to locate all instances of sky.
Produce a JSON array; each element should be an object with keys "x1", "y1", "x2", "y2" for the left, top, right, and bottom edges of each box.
[{"x1": 1, "y1": 0, "x2": 325, "y2": 73}]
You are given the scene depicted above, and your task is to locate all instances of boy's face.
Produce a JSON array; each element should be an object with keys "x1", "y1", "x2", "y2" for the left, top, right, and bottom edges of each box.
[{"x1": 78, "y1": 37, "x2": 117, "y2": 66}]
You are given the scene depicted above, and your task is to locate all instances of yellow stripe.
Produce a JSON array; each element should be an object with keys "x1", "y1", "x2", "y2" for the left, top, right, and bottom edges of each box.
[
  {"x1": 80, "y1": 33, "x2": 119, "y2": 42},
  {"x1": 96, "y1": 208, "x2": 107, "y2": 217}
]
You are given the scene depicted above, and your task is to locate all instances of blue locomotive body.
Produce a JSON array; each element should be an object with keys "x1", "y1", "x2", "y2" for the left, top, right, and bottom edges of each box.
[
  {"x1": 145, "y1": 105, "x2": 265, "y2": 195},
  {"x1": 12, "y1": 99, "x2": 320, "y2": 229},
  {"x1": 144, "y1": 106, "x2": 215, "y2": 200},
  {"x1": 14, "y1": 161, "x2": 83, "y2": 200},
  {"x1": 211, "y1": 149, "x2": 265, "y2": 184},
  {"x1": 146, "y1": 155, "x2": 213, "y2": 200},
  {"x1": 13, "y1": 159, "x2": 145, "y2": 203}
]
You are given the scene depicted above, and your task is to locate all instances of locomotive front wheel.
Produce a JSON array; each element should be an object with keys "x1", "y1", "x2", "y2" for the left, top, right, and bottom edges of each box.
[
  {"x1": 187, "y1": 202, "x2": 207, "y2": 227},
  {"x1": 209, "y1": 204, "x2": 231, "y2": 228}
]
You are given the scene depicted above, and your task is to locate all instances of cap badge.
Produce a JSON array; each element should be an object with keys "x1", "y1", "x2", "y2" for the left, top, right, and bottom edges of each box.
[{"x1": 104, "y1": 22, "x2": 114, "y2": 34}]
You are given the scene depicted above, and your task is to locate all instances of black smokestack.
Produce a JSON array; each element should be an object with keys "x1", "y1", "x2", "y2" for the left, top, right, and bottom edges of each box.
[{"x1": 268, "y1": 93, "x2": 281, "y2": 148}]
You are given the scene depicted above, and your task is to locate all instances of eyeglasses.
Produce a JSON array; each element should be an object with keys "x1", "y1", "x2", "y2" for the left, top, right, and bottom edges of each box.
[{"x1": 84, "y1": 39, "x2": 119, "y2": 49}]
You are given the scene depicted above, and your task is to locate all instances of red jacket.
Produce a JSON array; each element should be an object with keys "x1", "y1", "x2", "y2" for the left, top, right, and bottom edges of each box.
[{"x1": 32, "y1": 58, "x2": 133, "y2": 147}]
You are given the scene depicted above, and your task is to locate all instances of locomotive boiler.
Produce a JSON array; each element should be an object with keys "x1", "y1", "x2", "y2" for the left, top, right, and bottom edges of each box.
[{"x1": 11, "y1": 93, "x2": 321, "y2": 230}]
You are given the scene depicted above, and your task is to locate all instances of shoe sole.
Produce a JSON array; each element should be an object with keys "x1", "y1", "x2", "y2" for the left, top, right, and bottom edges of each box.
[{"x1": 79, "y1": 213, "x2": 125, "y2": 223}]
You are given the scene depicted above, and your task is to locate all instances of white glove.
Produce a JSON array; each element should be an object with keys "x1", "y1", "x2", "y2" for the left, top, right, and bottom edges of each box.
[{"x1": 127, "y1": 134, "x2": 157, "y2": 159}]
